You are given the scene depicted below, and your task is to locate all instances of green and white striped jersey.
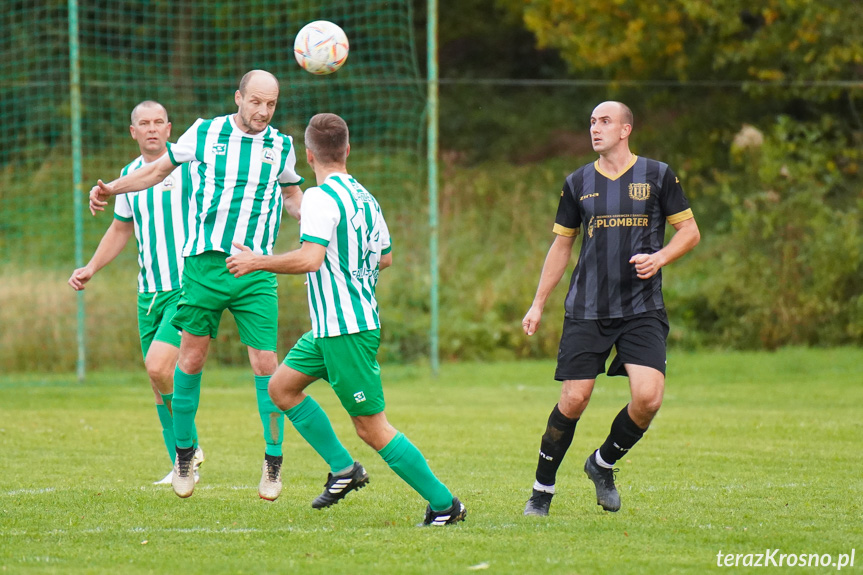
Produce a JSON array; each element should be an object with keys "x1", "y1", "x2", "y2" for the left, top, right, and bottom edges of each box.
[
  {"x1": 167, "y1": 114, "x2": 303, "y2": 257},
  {"x1": 300, "y1": 173, "x2": 392, "y2": 338},
  {"x1": 114, "y1": 146, "x2": 189, "y2": 293}
]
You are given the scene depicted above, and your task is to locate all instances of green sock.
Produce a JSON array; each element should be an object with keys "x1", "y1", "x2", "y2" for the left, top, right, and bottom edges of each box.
[
  {"x1": 286, "y1": 396, "x2": 353, "y2": 472},
  {"x1": 161, "y1": 392, "x2": 200, "y2": 454},
  {"x1": 172, "y1": 367, "x2": 201, "y2": 450},
  {"x1": 378, "y1": 432, "x2": 453, "y2": 511},
  {"x1": 255, "y1": 375, "x2": 284, "y2": 457},
  {"x1": 155, "y1": 399, "x2": 176, "y2": 466}
]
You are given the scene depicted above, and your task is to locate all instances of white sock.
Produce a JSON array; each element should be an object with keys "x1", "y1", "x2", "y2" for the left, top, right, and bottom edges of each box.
[
  {"x1": 533, "y1": 481, "x2": 555, "y2": 494},
  {"x1": 594, "y1": 450, "x2": 613, "y2": 469}
]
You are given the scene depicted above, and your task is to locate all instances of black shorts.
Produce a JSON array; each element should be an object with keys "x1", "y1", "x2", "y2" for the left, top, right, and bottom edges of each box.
[{"x1": 554, "y1": 309, "x2": 670, "y2": 381}]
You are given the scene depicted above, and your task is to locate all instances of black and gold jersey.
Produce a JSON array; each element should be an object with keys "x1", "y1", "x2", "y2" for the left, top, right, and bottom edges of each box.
[{"x1": 553, "y1": 155, "x2": 693, "y2": 319}]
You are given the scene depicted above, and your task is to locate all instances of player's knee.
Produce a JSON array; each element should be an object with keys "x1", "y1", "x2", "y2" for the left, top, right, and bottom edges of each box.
[
  {"x1": 249, "y1": 350, "x2": 279, "y2": 376},
  {"x1": 633, "y1": 395, "x2": 663, "y2": 422},
  {"x1": 178, "y1": 351, "x2": 206, "y2": 374},
  {"x1": 145, "y1": 360, "x2": 174, "y2": 393},
  {"x1": 352, "y1": 416, "x2": 392, "y2": 451},
  {"x1": 267, "y1": 378, "x2": 291, "y2": 409},
  {"x1": 559, "y1": 389, "x2": 591, "y2": 417}
]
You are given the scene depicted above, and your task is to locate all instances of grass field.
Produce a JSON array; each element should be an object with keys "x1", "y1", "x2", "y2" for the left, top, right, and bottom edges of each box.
[{"x1": 2, "y1": 348, "x2": 861, "y2": 574}]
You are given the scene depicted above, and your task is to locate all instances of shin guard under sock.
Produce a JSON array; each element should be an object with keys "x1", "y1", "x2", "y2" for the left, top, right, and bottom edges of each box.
[
  {"x1": 598, "y1": 404, "x2": 646, "y2": 465},
  {"x1": 255, "y1": 375, "x2": 284, "y2": 457},
  {"x1": 378, "y1": 432, "x2": 453, "y2": 511},
  {"x1": 535, "y1": 404, "x2": 579, "y2": 487},
  {"x1": 285, "y1": 396, "x2": 353, "y2": 472},
  {"x1": 172, "y1": 367, "x2": 201, "y2": 450}
]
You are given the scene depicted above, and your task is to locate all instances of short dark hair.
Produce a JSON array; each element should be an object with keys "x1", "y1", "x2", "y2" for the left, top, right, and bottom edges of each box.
[
  {"x1": 130, "y1": 100, "x2": 167, "y2": 124},
  {"x1": 305, "y1": 113, "x2": 349, "y2": 164}
]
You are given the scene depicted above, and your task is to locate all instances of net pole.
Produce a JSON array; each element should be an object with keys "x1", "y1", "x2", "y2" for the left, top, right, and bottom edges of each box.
[
  {"x1": 68, "y1": 0, "x2": 86, "y2": 381},
  {"x1": 426, "y1": 0, "x2": 440, "y2": 376}
]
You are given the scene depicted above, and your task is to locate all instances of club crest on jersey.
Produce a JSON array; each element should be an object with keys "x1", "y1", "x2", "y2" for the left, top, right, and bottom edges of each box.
[
  {"x1": 212, "y1": 143, "x2": 227, "y2": 155},
  {"x1": 261, "y1": 147, "x2": 276, "y2": 164},
  {"x1": 587, "y1": 216, "x2": 596, "y2": 238},
  {"x1": 161, "y1": 175, "x2": 175, "y2": 190},
  {"x1": 628, "y1": 183, "x2": 651, "y2": 201}
]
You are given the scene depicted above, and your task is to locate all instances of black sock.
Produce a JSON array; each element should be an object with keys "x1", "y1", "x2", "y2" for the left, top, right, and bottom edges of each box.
[
  {"x1": 535, "y1": 404, "x2": 579, "y2": 486},
  {"x1": 598, "y1": 404, "x2": 646, "y2": 465}
]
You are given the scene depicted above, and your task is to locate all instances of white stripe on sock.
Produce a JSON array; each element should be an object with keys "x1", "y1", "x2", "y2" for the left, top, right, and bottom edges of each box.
[
  {"x1": 533, "y1": 481, "x2": 555, "y2": 494},
  {"x1": 594, "y1": 450, "x2": 613, "y2": 469}
]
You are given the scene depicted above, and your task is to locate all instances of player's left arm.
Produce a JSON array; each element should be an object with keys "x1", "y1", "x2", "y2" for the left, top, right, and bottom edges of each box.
[
  {"x1": 377, "y1": 211, "x2": 392, "y2": 271},
  {"x1": 379, "y1": 251, "x2": 392, "y2": 270},
  {"x1": 630, "y1": 167, "x2": 701, "y2": 279},
  {"x1": 630, "y1": 217, "x2": 700, "y2": 279},
  {"x1": 281, "y1": 184, "x2": 303, "y2": 221}
]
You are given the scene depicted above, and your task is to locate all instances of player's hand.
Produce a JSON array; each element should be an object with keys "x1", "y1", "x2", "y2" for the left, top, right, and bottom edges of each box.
[
  {"x1": 522, "y1": 305, "x2": 543, "y2": 336},
  {"x1": 629, "y1": 253, "x2": 663, "y2": 279},
  {"x1": 226, "y1": 241, "x2": 258, "y2": 277},
  {"x1": 68, "y1": 266, "x2": 93, "y2": 291},
  {"x1": 88, "y1": 180, "x2": 112, "y2": 215}
]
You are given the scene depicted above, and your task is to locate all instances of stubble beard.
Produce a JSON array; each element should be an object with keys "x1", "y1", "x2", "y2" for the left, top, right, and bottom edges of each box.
[{"x1": 239, "y1": 110, "x2": 268, "y2": 135}]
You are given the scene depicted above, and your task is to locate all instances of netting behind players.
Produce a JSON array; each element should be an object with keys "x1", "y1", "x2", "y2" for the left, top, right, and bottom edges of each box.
[{"x1": 0, "y1": 0, "x2": 425, "y2": 371}]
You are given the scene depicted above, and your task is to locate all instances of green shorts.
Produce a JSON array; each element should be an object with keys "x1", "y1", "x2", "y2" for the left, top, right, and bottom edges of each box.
[
  {"x1": 137, "y1": 289, "x2": 183, "y2": 358},
  {"x1": 284, "y1": 329, "x2": 385, "y2": 416},
  {"x1": 171, "y1": 250, "x2": 279, "y2": 352}
]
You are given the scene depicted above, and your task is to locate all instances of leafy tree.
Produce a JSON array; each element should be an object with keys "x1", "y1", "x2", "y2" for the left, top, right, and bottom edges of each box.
[{"x1": 497, "y1": 1, "x2": 863, "y2": 90}]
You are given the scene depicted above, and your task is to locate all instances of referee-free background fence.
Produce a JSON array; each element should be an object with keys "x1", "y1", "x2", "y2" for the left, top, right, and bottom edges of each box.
[
  {"x1": 0, "y1": 0, "x2": 429, "y2": 372},
  {"x1": 3, "y1": 1, "x2": 862, "y2": 374}
]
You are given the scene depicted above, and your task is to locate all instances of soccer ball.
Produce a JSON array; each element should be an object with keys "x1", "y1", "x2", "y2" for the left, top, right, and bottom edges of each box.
[{"x1": 294, "y1": 21, "x2": 349, "y2": 75}]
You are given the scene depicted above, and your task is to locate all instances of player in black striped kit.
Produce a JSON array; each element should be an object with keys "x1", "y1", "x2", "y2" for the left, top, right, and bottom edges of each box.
[{"x1": 522, "y1": 101, "x2": 700, "y2": 515}]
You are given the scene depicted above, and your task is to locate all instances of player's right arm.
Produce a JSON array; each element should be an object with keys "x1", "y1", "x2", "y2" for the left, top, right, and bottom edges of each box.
[
  {"x1": 523, "y1": 177, "x2": 581, "y2": 336},
  {"x1": 68, "y1": 218, "x2": 134, "y2": 290},
  {"x1": 522, "y1": 234, "x2": 576, "y2": 336},
  {"x1": 89, "y1": 154, "x2": 175, "y2": 215}
]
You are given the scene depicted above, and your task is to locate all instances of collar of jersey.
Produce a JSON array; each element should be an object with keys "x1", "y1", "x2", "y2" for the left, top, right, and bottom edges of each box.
[{"x1": 593, "y1": 154, "x2": 638, "y2": 181}]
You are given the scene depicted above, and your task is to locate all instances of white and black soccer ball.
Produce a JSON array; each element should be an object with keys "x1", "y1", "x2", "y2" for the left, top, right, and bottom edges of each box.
[{"x1": 294, "y1": 20, "x2": 349, "y2": 75}]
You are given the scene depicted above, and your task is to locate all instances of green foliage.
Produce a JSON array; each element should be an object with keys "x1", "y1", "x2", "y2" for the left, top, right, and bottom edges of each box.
[
  {"x1": 498, "y1": 0, "x2": 863, "y2": 90},
  {"x1": 674, "y1": 117, "x2": 863, "y2": 348},
  {"x1": 2, "y1": 349, "x2": 861, "y2": 573}
]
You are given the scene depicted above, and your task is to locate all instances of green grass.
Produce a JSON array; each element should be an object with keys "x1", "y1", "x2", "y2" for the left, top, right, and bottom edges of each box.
[{"x1": 2, "y1": 348, "x2": 861, "y2": 574}]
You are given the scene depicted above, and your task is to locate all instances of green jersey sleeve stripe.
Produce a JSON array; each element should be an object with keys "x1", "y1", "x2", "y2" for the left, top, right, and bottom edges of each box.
[
  {"x1": 167, "y1": 145, "x2": 180, "y2": 166},
  {"x1": 114, "y1": 214, "x2": 133, "y2": 222},
  {"x1": 301, "y1": 234, "x2": 329, "y2": 247}
]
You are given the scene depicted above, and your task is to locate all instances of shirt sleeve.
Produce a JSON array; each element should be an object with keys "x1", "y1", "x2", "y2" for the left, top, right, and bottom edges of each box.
[
  {"x1": 113, "y1": 192, "x2": 133, "y2": 221},
  {"x1": 379, "y1": 211, "x2": 392, "y2": 256},
  {"x1": 299, "y1": 188, "x2": 339, "y2": 246},
  {"x1": 553, "y1": 176, "x2": 581, "y2": 237},
  {"x1": 166, "y1": 119, "x2": 204, "y2": 166},
  {"x1": 659, "y1": 166, "x2": 694, "y2": 224},
  {"x1": 277, "y1": 135, "x2": 304, "y2": 186}
]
